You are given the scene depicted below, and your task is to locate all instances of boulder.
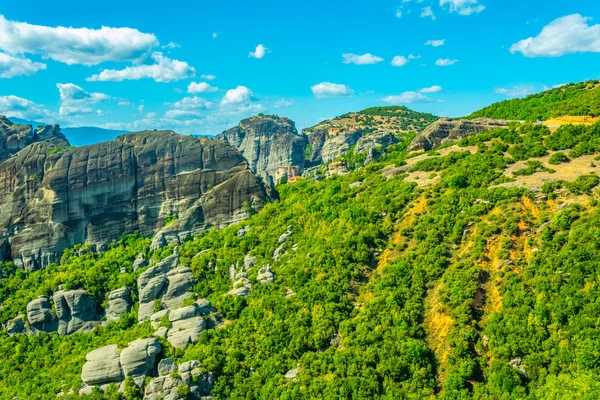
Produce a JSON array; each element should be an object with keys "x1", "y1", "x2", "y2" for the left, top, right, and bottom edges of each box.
[
  {"x1": 144, "y1": 359, "x2": 214, "y2": 400},
  {"x1": 244, "y1": 254, "x2": 257, "y2": 270},
  {"x1": 53, "y1": 290, "x2": 99, "y2": 335},
  {"x1": 162, "y1": 266, "x2": 194, "y2": 310},
  {"x1": 158, "y1": 358, "x2": 177, "y2": 377},
  {"x1": 106, "y1": 288, "x2": 132, "y2": 322},
  {"x1": 6, "y1": 315, "x2": 26, "y2": 335},
  {"x1": 150, "y1": 310, "x2": 169, "y2": 329},
  {"x1": 120, "y1": 337, "x2": 161, "y2": 379},
  {"x1": 285, "y1": 366, "x2": 300, "y2": 380},
  {"x1": 257, "y1": 265, "x2": 274, "y2": 284},
  {"x1": 278, "y1": 226, "x2": 293, "y2": 244},
  {"x1": 133, "y1": 253, "x2": 147, "y2": 271},
  {"x1": 167, "y1": 305, "x2": 207, "y2": 350},
  {"x1": 81, "y1": 345, "x2": 123, "y2": 385},
  {"x1": 326, "y1": 161, "x2": 349, "y2": 177},
  {"x1": 26, "y1": 296, "x2": 55, "y2": 331},
  {"x1": 150, "y1": 234, "x2": 168, "y2": 252}
]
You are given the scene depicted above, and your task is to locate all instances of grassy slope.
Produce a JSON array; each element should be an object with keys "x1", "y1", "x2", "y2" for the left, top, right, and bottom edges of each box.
[{"x1": 468, "y1": 80, "x2": 600, "y2": 121}]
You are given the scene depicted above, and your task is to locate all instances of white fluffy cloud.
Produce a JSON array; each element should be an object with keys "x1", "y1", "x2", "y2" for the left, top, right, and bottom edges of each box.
[
  {"x1": 391, "y1": 56, "x2": 409, "y2": 67},
  {"x1": 172, "y1": 96, "x2": 213, "y2": 110},
  {"x1": 435, "y1": 58, "x2": 459, "y2": 66},
  {"x1": 0, "y1": 95, "x2": 50, "y2": 119},
  {"x1": 200, "y1": 74, "x2": 216, "y2": 80},
  {"x1": 342, "y1": 53, "x2": 384, "y2": 65},
  {"x1": 0, "y1": 52, "x2": 46, "y2": 78},
  {"x1": 274, "y1": 99, "x2": 294, "y2": 108},
  {"x1": 311, "y1": 82, "x2": 354, "y2": 99},
  {"x1": 420, "y1": 85, "x2": 442, "y2": 93},
  {"x1": 164, "y1": 109, "x2": 203, "y2": 119},
  {"x1": 439, "y1": 0, "x2": 485, "y2": 15},
  {"x1": 221, "y1": 86, "x2": 256, "y2": 106},
  {"x1": 494, "y1": 85, "x2": 535, "y2": 97},
  {"x1": 425, "y1": 39, "x2": 445, "y2": 47},
  {"x1": 381, "y1": 92, "x2": 432, "y2": 104},
  {"x1": 510, "y1": 14, "x2": 600, "y2": 58},
  {"x1": 0, "y1": 15, "x2": 158, "y2": 66},
  {"x1": 249, "y1": 44, "x2": 269, "y2": 59},
  {"x1": 421, "y1": 6, "x2": 436, "y2": 20},
  {"x1": 87, "y1": 52, "x2": 195, "y2": 83},
  {"x1": 56, "y1": 83, "x2": 111, "y2": 117},
  {"x1": 187, "y1": 82, "x2": 218, "y2": 94}
]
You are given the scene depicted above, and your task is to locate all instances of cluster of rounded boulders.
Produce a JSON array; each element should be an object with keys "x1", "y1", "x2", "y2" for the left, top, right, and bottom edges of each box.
[
  {"x1": 138, "y1": 248, "x2": 195, "y2": 321},
  {"x1": 10, "y1": 289, "x2": 100, "y2": 336},
  {"x1": 81, "y1": 337, "x2": 161, "y2": 388},
  {"x1": 152, "y1": 299, "x2": 216, "y2": 349},
  {"x1": 144, "y1": 359, "x2": 215, "y2": 400},
  {"x1": 257, "y1": 265, "x2": 274, "y2": 284}
]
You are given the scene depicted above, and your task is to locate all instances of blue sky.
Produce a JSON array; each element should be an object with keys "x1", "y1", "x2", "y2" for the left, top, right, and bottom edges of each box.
[{"x1": 1, "y1": 0, "x2": 599, "y2": 136}]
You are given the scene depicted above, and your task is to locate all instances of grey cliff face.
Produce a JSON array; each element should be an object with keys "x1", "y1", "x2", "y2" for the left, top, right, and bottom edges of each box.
[
  {"x1": 216, "y1": 115, "x2": 307, "y2": 186},
  {"x1": 0, "y1": 128, "x2": 269, "y2": 270},
  {"x1": 408, "y1": 118, "x2": 509, "y2": 152}
]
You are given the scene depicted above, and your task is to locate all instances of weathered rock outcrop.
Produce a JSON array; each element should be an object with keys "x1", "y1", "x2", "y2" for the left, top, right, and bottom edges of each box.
[
  {"x1": 81, "y1": 345, "x2": 124, "y2": 385},
  {"x1": 81, "y1": 337, "x2": 161, "y2": 388},
  {"x1": 408, "y1": 118, "x2": 508, "y2": 152},
  {"x1": 53, "y1": 289, "x2": 100, "y2": 335},
  {"x1": 144, "y1": 359, "x2": 215, "y2": 400},
  {"x1": 0, "y1": 116, "x2": 68, "y2": 163},
  {"x1": 0, "y1": 128, "x2": 268, "y2": 270},
  {"x1": 19, "y1": 289, "x2": 101, "y2": 335},
  {"x1": 216, "y1": 115, "x2": 307, "y2": 186},
  {"x1": 106, "y1": 287, "x2": 132, "y2": 322},
  {"x1": 152, "y1": 299, "x2": 217, "y2": 349},
  {"x1": 26, "y1": 296, "x2": 55, "y2": 332},
  {"x1": 354, "y1": 131, "x2": 398, "y2": 163},
  {"x1": 138, "y1": 248, "x2": 197, "y2": 321}
]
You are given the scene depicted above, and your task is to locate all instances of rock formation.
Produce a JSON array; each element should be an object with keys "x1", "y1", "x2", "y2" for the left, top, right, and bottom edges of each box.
[
  {"x1": 0, "y1": 117, "x2": 67, "y2": 163},
  {"x1": 144, "y1": 359, "x2": 215, "y2": 400},
  {"x1": 53, "y1": 289, "x2": 100, "y2": 335},
  {"x1": 216, "y1": 115, "x2": 307, "y2": 186},
  {"x1": 16, "y1": 289, "x2": 103, "y2": 336},
  {"x1": 106, "y1": 288, "x2": 132, "y2": 322},
  {"x1": 0, "y1": 125, "x2": 269, "y2": 271},
  {"x1": 81, "y1": 337, "x2": 161, "y2": 388},
  {"x1": 137, "y1": 248, "x2": 197, "y2": 321},
  {"x1": 408, "y1": 118, "x2": 508, "y2": 152}
]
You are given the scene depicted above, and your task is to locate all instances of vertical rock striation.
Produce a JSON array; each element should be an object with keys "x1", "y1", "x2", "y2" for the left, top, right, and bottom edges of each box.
[
  {"x1": 216, "y1": 115, "x2": 307, "y2": 186},
  {"x1": 0, "y1": 125, "x2": 269, "y2": 270}
]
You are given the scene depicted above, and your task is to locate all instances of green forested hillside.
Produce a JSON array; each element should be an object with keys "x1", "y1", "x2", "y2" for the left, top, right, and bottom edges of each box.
[
  {"x1": 469, "y1": 80, "x2": 600, "y2": 121},
  {"x1": 2, "y1": 120, "x2": 600, "y2": 399}
]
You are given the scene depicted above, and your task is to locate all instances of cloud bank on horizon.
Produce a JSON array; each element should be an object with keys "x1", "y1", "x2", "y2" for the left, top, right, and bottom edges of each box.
[{"x1": 0, "y1": 0, "x2": 599, "y2": 135}]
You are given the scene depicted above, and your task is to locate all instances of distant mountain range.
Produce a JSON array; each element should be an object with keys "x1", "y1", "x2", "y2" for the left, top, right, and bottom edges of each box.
[{"x1": 8, "y1": 117, "x2": 128, "y2": 147}]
